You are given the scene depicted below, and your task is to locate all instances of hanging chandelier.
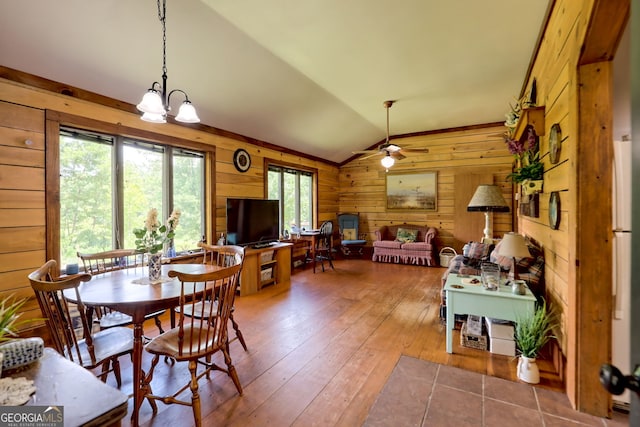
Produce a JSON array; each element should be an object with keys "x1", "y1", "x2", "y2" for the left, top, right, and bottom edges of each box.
[{"x1": 136, "y1": 0, "x2": 200, "y2": 124}]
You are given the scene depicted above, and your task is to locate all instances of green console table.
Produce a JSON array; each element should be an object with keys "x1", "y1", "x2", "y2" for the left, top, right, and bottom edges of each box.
[{"x1": 444, "y1": 273, "x2": 536, "y2": 353}]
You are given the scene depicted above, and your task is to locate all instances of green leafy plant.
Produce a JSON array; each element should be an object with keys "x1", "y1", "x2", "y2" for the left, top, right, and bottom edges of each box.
[
  {"x1": 507, "y1": 150, "x2": 544, "y2": 184},
  {"x1": 0, "y1": 297, "x2": 30, "y2": 343},
  {"x1": 514, "y1": 299, "x2": 557, "y2": 358}
]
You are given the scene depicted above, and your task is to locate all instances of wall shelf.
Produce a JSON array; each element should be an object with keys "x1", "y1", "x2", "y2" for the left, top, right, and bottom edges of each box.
[{"x1": 513, "y1": 106, "x2": 545, "y2": 141}]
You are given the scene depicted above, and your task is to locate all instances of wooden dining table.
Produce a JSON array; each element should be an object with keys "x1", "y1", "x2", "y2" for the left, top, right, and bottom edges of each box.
[{"x1": 63, "y1": 263, "x2": 219, "y2": 427}]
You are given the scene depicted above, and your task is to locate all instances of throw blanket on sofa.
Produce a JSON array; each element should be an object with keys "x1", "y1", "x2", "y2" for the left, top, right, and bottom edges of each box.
[{"x1": 372, "y1": 224, "x2": 438, "y2": 266}]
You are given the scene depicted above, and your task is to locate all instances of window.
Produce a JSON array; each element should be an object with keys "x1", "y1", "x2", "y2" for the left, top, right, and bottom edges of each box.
[
  {"x1": 267, "y1": 164, "x2": 314, "y2": 234},
  {"x1": 59, "y1": 127, "x2": 205, "y2": 266}
]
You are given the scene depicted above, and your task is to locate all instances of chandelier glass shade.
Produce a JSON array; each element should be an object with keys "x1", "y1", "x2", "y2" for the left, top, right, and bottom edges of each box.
[
  {"x1": 381, "y1": 153, "x2": 395, "y2": 169},
  {"x1": 137, "y1": 0, "x2": 200, "y2": 124}
]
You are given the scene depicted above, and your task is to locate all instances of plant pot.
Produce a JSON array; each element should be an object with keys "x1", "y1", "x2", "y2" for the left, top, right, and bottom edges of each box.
[
  {"x1": 517, "y1": 355, "x2": 540, "y2": 384},
  {"x1": 522, "y1": 179, "x2": 543, "y2": 195},
  {"x1": 0, "y1": 337, "x2": 44, "y2": 371}
]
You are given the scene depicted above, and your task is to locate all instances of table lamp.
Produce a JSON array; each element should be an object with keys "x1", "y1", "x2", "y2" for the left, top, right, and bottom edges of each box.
[
  {"x1": 467, "y1": 184, "x2": 510, "y2": 244},
  {"x1": 498, "y1": 232, "x2": 531, "y2": 280}
]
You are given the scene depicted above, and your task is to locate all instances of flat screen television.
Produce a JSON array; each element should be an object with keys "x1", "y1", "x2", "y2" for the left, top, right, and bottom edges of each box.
[{"x1": 226, "y1": 198, "x2": 280, "y2": 248}]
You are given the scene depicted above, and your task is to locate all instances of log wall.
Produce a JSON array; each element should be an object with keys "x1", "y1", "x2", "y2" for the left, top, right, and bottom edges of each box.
[{"x1": 338, "y1": 125, "x2": 515, "y2": 253}]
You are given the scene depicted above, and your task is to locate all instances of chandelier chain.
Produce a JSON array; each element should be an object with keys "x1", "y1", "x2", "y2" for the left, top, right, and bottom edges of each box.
[{"x1": 157, "y1": 0, "x2": 167, "y2": 77}]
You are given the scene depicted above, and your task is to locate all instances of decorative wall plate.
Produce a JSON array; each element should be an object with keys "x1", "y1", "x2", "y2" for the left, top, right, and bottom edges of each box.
[
  {"x1": 549, "y1": 191, "x2": 560, "y2": 230},
  {"x1": 549, "y1": 123, "x2": 562, "y2": 164},
  {"x1": 233, "y1": 148, "x2": 251, "y2": 172}
]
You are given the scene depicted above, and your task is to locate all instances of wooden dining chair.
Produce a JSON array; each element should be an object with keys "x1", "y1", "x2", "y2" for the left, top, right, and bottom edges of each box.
[
  {"x1": 314, "y1": 220, "x2": 335, "y2": 273},
  {"x1": 141, "y1": 264, "x2": 243, "y2": 427},
  {"x1": 28, "y1": 259, "x2": 134, "y2": 387},
  {"x1": 172, "y1": 243, "x2": 247, "y2": 351},
  {"x1": 77, "y1": 249, "x2": 165, "y2": 334}
]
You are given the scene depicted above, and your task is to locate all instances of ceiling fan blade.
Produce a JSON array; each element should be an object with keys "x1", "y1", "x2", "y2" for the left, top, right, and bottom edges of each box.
[
  {"x1": 390, "y1": 151, "x2": 406, "y2": 160},
  {"x1": 360, "y1": 151, "x2": 383, "y2": 160},
  {"x1": 401, "y1": 148, "x2": 430, "y2": 153}
]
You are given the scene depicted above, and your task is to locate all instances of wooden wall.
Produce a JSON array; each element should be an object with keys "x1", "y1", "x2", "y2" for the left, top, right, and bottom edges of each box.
[
  {"x1": 511, "y1": 0, "x2": 628, "y2": 416},
  {"x1": 339, "y1": 125, "x2": 515, "y2": 253},
  {"x1": 0, "y1": 78, "x2": 339, "y2": 331},
  {"x1": 0, "y1": 101, "x2": 46, "y2": 322}
]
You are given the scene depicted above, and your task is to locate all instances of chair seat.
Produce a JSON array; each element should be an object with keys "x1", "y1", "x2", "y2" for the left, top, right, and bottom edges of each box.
[
  {"x1": 145, "y1": 323, "x2": 222, "y2": 361},
  {"x1": 95, "y1": 309, "x2": 166, "y2": 329},
  {"x1": 175, "y1": 300, "x2": 217, "y2": 318},
  {"x1": 68, "y1": 327, "x2": 134, "y2": 368},
  {"x1": 341, "y1": 239, "x2": 367, "y2": 245}
]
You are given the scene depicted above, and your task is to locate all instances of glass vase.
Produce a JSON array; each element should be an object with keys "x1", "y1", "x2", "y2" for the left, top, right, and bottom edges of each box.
[{"x1": 148, "y1": 253, "x2": 162, "y2": 282}]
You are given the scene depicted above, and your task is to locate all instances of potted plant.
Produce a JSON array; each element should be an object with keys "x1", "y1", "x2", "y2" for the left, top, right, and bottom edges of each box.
[
  {"x1": 0, "y1": 297, "x2": 43, "y2": 374},
  {"x1": 514, "y1": 299, "x2": 556, "y2": 384},
  {"x1": 505, "y1": 127, "x2": 544, "y2": 193}
]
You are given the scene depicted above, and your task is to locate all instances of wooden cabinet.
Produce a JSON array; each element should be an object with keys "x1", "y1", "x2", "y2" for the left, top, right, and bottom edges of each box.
[{"x1": 240, "y1": 242, "x2": 292, "y2": 296}]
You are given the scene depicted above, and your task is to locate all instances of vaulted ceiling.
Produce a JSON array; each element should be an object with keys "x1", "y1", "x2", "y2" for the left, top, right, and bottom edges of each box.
[{"x1": 0, "y1": 0, "x2": 550, "y2": 163}]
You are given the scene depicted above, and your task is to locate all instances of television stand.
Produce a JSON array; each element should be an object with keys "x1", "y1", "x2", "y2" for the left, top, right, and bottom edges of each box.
[
  {"x1": 240, "y1": 242, "x2": 292, "y2": 296},
  {"x1": 253, "y1": 242, "x2": 274, "y2": 249}
]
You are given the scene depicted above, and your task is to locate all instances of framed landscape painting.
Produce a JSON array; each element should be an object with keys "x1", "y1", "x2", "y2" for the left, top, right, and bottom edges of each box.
[{"x1": 386, "y1": 171, "x2": 437, "y2": 211}]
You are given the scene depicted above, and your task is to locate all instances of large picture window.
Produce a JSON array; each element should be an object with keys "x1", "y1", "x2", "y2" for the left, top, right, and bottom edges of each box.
[
  {"x1": 59, "y1": 127, "x2": 205, "y2": 266},
  {"x1": 267, "y1": 164, "x2": 315, "y2": 235}
]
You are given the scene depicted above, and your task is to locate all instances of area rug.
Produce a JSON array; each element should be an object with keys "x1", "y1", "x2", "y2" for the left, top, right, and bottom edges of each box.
[{"x1": 363, "y1": 355, "x2": 622, "y2": 427}]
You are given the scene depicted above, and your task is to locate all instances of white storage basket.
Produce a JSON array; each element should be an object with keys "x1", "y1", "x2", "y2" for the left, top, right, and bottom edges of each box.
[{"x1": 439, "y1": 247, "x2": 457, "y2": 267}]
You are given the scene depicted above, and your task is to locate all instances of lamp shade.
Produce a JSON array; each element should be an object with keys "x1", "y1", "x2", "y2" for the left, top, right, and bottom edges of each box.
[
  {"x1": 140, "y1": 111, "x2": 167, "y2": 124},
  {"x1": 175, "y1": 101, "x2": 200, "y2": 123},
  {"x1": 381, "y1": 154, "x2": 395, "y2": 169},
  {"x1": 498, "y1": 232, "x2": 531, "y2": 259},
  {"x1": 467, "y1": 184, "x2": 510, "y2": 212},
  {"x1": 136, "y1": 90, "x2": 166, "y2": 115}
]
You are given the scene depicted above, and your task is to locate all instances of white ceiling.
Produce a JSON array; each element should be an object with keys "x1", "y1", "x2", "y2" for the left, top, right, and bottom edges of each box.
[{"x1": 0, "y1": 0, "x2": 549, "y2": 163}]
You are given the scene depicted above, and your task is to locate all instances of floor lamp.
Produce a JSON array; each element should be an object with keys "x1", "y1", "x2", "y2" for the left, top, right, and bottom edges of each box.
[{"x1": 467, "y1": 184, "x2": 510, "y2": 244}]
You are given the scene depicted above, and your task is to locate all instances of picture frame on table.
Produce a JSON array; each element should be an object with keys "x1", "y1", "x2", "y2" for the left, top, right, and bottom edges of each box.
[{"x1": 385, "y1": 171, "x2": 437, "y2": 211}]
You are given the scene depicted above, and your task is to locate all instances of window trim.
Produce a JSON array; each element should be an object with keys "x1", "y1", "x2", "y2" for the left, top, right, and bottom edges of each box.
[
  {"x1": 46, "y1": 111, "x2": 216, "y2": 269},
  {"x1": 264, "y1": 158, "x2": 318, "y2": 230}
]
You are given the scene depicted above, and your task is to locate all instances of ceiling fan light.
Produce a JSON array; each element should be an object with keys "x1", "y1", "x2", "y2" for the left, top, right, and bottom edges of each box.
[
  {"x1": 141, "y1": 111, "x2": 167, "y2": 123},
  {"x1": 381, "y1": 154, "x2": 395, "y2": 169},
  {"x1": 175, "y1": 101, "x2": 200, "y2": 123},
  {"x1": 137, "y1": 90, "x2": 165, "y2": 115}
]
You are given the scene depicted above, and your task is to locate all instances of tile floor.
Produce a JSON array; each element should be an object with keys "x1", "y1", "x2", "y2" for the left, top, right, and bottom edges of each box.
[{"x1": 364, "y1": 355, "x2": 629, "y2": 427}]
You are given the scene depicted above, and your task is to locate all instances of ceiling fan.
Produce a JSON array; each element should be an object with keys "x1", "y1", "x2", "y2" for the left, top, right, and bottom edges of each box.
[{"x1": 352, "y1": 100, "x2": 429, "y2": 168}]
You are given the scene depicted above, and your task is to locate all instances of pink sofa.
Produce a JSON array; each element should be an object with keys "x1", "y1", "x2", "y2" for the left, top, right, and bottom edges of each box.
[{"x1": 372, "y1": 224, "x2": 438, "y2": 266}]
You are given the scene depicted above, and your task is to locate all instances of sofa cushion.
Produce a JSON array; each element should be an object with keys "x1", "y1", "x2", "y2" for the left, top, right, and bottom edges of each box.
[
  {"x1": 400, "y1": 242, "x2": 432, "y2": 251},
  {"x1": 464, "y1": 242, "x2": 492, "y2": 260},
  {"x1": 395, "y1": 227, "x2": 418, "y2": 243},
  {"x1": 373, "y1": 240, "x2": 403, "y2": 249}
]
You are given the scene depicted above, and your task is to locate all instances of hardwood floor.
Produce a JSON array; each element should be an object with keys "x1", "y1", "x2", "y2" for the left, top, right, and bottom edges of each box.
[{"x1": 113, "y1": 259, "x2": 563, "y2": 426}]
